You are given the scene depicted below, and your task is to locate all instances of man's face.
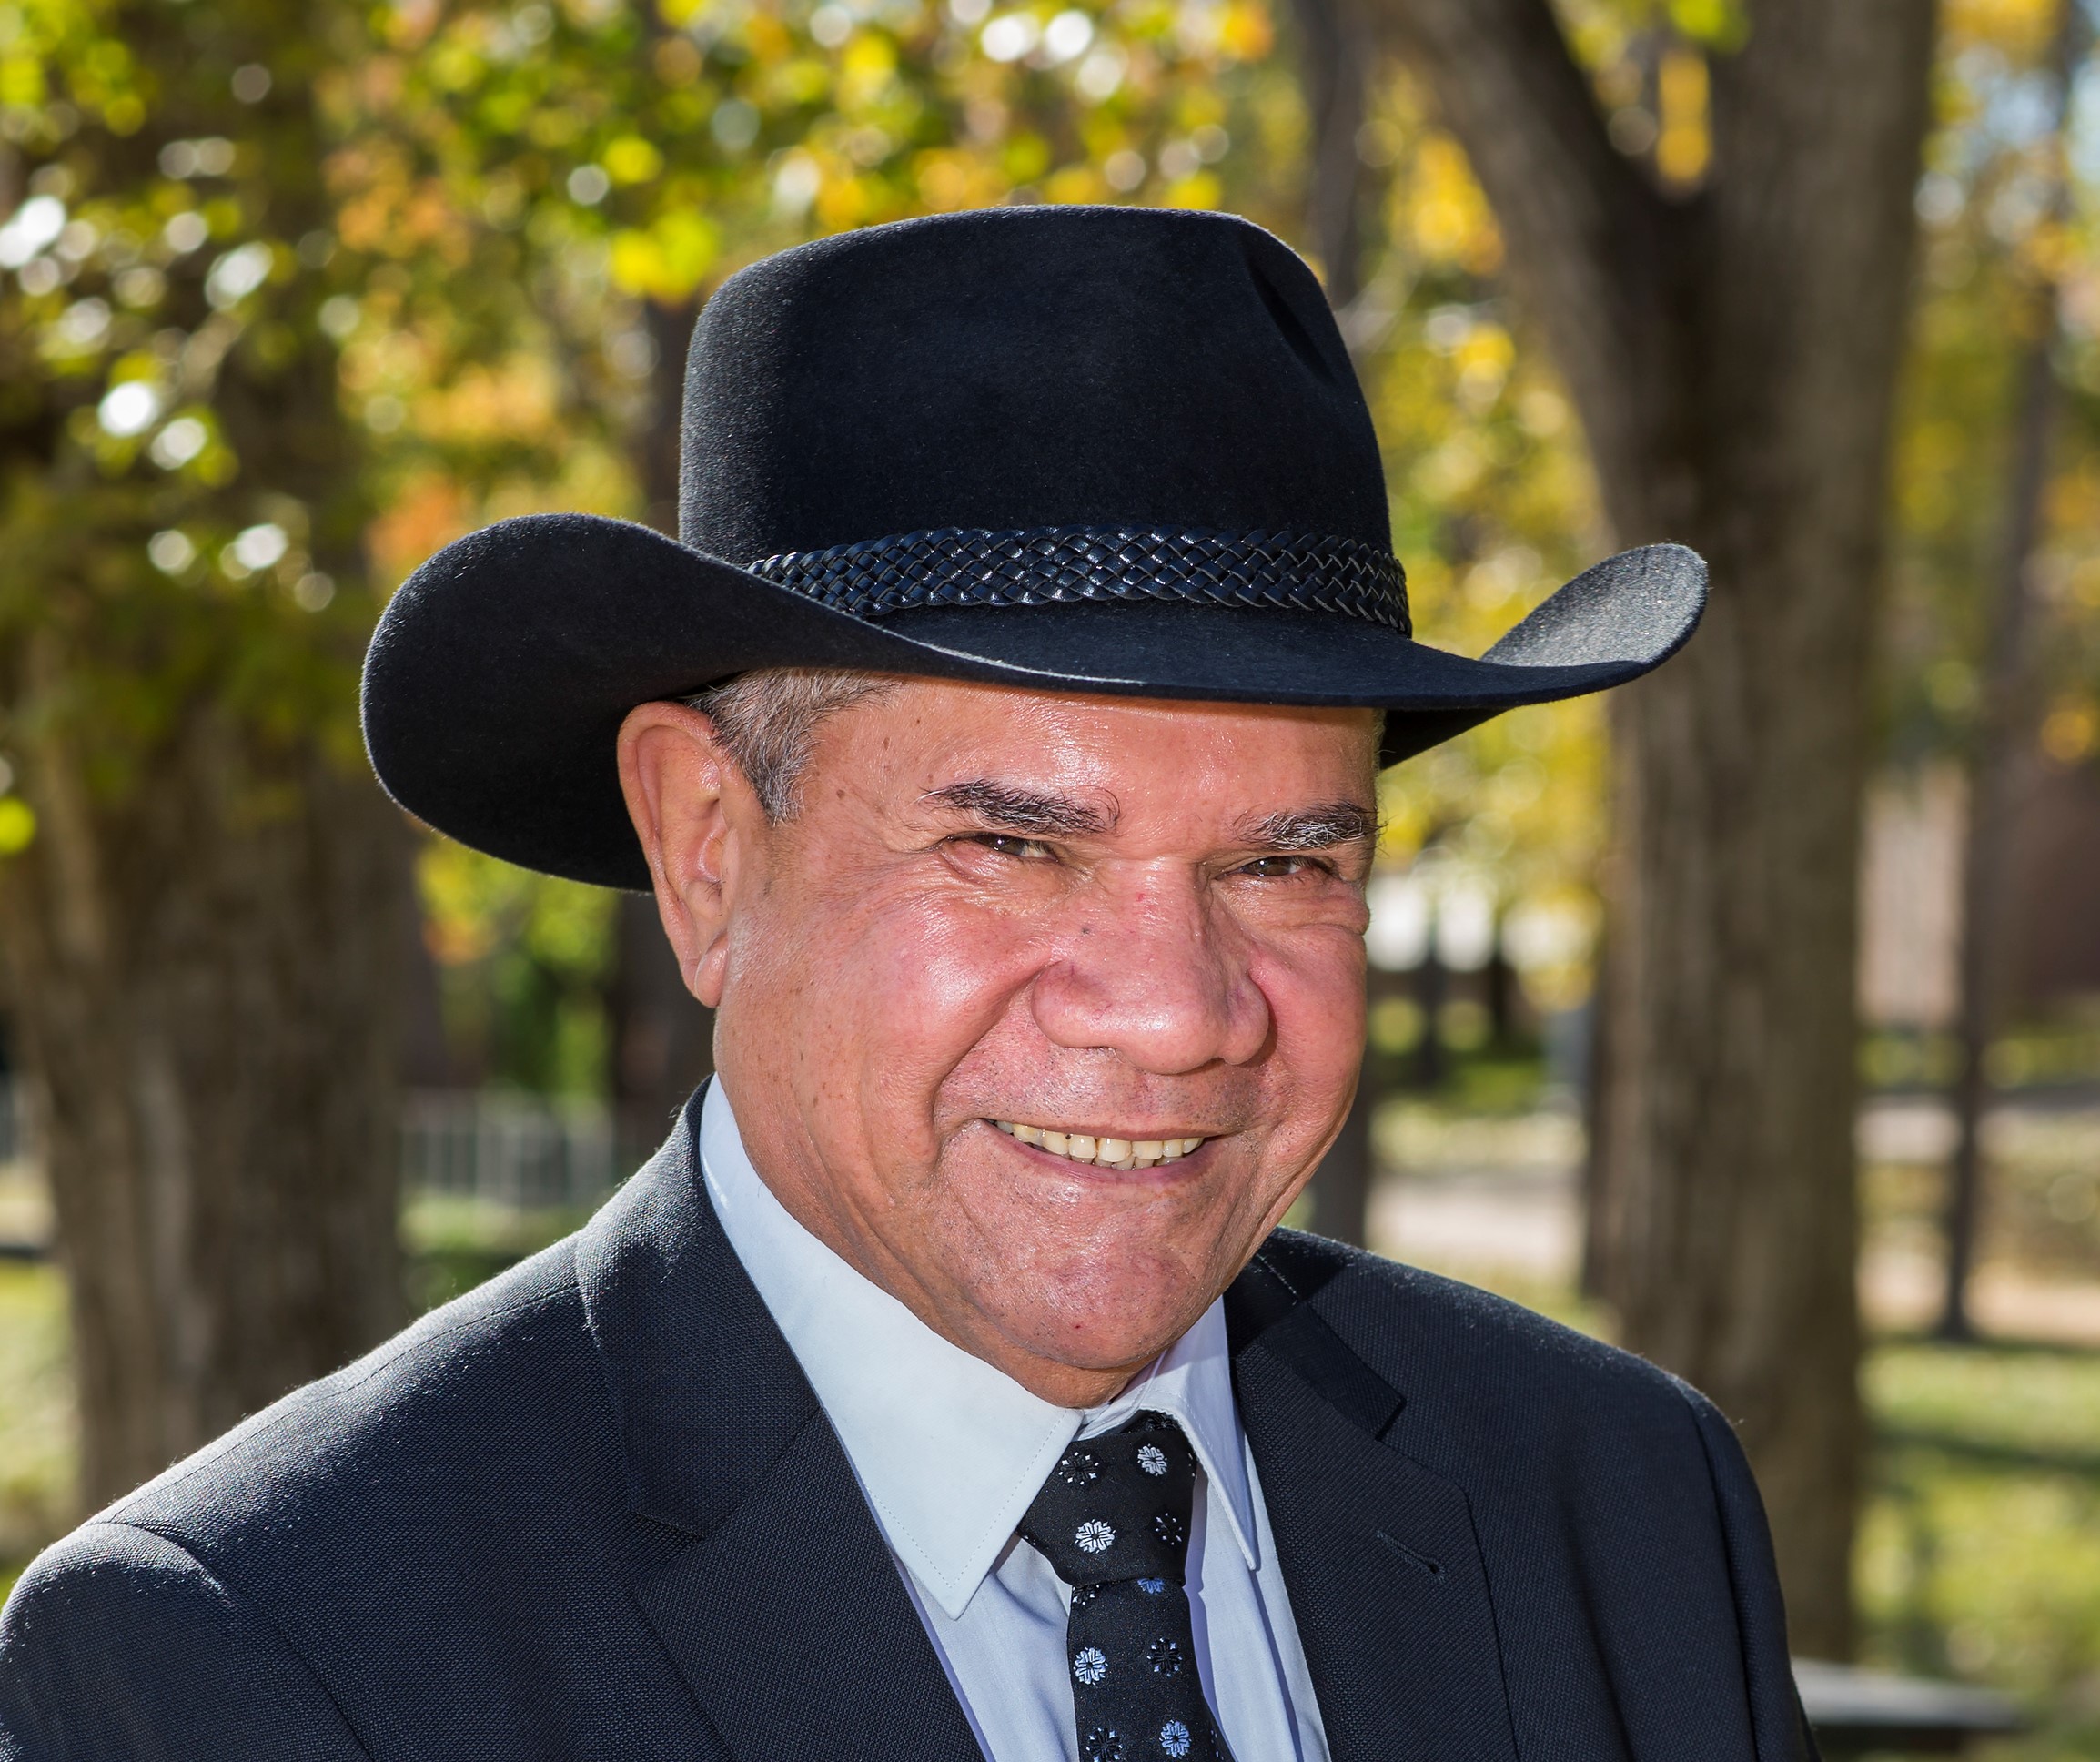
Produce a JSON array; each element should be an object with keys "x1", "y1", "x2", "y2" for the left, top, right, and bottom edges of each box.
[{"x1": 621, "y1": 680, "x2": 1378, "y2": 1407}]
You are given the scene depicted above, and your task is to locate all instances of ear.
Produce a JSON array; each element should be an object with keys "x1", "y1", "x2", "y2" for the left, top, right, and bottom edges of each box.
[{"x1": 616, "y1": 701, "x2": 760, "y2": 1008}]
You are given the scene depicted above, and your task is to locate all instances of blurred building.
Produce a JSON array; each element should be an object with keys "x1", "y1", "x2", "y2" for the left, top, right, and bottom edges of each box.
[{"x1": 1859, "y1": 759, "x2": 2100, "y2": 1034}]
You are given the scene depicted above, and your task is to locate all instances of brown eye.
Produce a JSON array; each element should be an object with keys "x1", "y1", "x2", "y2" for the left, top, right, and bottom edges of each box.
[
  {"x1": 970, "y1": 833, "x2": 1055, "y2": 860},
  {"x1": 1238, "y1": 856, "x2": 1320, "y2": 878}
]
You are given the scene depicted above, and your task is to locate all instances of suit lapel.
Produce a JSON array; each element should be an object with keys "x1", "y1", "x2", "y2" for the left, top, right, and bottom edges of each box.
[
  {"x1": 635, "y1": 1413, "x2": 984, "y2": 1762},
  {"x1": 1228, "y1": 1246, "x2": 1519, "y2": 1762},
  {"x1": 577, "y1": 1096, "x2": 982, "y2": 1762}
]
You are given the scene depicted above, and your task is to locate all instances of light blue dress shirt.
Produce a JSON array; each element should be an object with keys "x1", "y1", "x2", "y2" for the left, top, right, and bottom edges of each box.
[{"x1": 699, "y1": 1079, "x2": 1333, "y2": 1762}]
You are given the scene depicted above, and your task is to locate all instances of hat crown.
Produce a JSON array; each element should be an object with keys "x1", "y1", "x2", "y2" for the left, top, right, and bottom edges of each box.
[{"x1": 678, "y1": 206, "x2": 1392, "y2": 569}]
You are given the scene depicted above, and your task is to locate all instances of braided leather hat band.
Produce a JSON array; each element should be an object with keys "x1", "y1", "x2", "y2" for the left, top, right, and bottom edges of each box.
[{"x1": 745, "y1": 525, "x2": 1412, "y2": 635}]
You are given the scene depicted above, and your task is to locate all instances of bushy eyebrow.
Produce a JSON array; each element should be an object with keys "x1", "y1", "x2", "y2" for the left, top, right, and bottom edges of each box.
[
  {"x1": 923, "y1": 779, "x2": 1116, "y2": 836},
  {"x1": 1236, "y1": 802, "x2": 1380, "y2": 851}
]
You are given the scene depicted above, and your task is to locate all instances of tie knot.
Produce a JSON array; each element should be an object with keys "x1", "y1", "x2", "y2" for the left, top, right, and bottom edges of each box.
[{"x1": 1019, "y1": 1413, "x2": 1197, "y2": 1588}]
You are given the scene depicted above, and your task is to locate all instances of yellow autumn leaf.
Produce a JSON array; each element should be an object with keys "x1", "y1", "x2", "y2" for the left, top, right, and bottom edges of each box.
[
  {"x1": 603, "y1": 136, "x2": 665, "y2": 185},
  {"x1": 0, "y1": 797, "x2": 37, "y2": 856},
  {"x1": 1162, "y1": 170, "x2": 1220, "y2": 208},
  {"x1": 610, "y1": 210, "x2": 722, "y2": 299},
  {"x1": 1217, "y1": 2, "x2": 1272, "y2": 60}
]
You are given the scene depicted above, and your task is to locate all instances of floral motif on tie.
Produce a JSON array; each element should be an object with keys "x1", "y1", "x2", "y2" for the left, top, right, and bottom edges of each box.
[
  {"x1": 1017, "y1": 1413, "x2": 1222, "y2": 1762},
  {"x1": 1059, "y1": 1449, "x2": 1103, "y2": 1487}
]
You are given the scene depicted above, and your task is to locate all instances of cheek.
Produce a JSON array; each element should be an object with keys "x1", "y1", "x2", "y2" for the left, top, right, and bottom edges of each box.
[
  {"x1": 869, "y1": 898, "x2": 1034, "y2": 1038},
  {"x1": 743, "y1": 880, "x2": 1046, "y2": 1138},
  {"x1": 1251, "y1": 927, "x2": 1368, "y2": 1128}
]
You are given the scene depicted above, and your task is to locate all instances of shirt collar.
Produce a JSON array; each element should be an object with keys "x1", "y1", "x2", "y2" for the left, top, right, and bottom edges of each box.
[{"x1": 698, "y1": 1078, "x2": 1258, "y2": 1620}]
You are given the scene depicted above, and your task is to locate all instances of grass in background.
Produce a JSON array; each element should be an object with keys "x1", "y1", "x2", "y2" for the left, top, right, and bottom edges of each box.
[
  {"x1": 0, "y1": 1261, "x2": 74, "y2": 1607},
  {"x1": 1863, "y1": 1344, "x2": 2100, "y2": 1760},
  {"x1": 401, "y1": 1194, "x2": 591, "y2": 1312}
]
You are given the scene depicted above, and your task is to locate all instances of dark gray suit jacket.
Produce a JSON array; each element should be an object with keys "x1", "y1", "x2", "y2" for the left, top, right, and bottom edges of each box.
[{"x1": 0, "y1": 1098, "x2": 1811, "y2": 1761}]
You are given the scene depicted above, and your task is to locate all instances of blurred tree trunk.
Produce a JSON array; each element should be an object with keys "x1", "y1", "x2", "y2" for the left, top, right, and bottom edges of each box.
[
  {"x1": 0, "y1": 0, "x2": 405, "y2": 1507},
  {"x1": 636, "y1": 299, "x2": 699, "y2": 541},
  {"x1": 1368, "y1": 0, "x2": 1936, "y2": 1655},
  {"x1": 1308, "y1": 1053, "x2": 1374, "y2": 1247},
  {"x1": 1291, "y1": 0, "x2": 1375, "y2": 309},
  {"x1": 1939, "y1": 308, "x2": 2057, "y2": 1342},
  {"x1": 0, "y1": 704, "x2": 406, "y2": 1506},
  {"x1": 1938, "y1": 0, "x2": 2081, "y2": 1342},
  {"x1": 1578, "y1": 947, "x2": 1613, "y2": 1301},
  {"x1": 1411, "y1": 942, "x2": 1447, "y2": 1089}
]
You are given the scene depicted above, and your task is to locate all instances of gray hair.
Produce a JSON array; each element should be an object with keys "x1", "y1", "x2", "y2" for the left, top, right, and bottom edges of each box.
[
  {"x1": 685, "y1": 667, "x2": 897, "y2": 820},
  {"x1": 687, "y1": 668, "x2": 1388, "y2": 822}
]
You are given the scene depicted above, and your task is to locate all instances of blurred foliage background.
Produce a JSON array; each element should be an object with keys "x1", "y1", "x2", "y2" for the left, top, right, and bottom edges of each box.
[
  {"x1": 4, "y1": 0, "x2": 2100, "y2": 1750},
  {"x1": 9, "y1": 0, "x2": 2099, "y2": 1094}
]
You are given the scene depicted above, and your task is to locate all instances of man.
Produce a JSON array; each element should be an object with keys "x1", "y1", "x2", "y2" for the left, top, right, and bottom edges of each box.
[{"x1": 0, "y1": 207, "x2": 1805, "y2": 1761}]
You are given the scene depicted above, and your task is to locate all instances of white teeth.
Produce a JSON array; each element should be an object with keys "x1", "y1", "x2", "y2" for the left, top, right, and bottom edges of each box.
[{"x1": 993, "y1": 1120, "x2": 1207, "y2": 1169}]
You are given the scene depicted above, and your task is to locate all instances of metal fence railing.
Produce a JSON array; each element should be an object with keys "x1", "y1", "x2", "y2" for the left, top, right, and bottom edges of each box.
[
  {"x1": 0, "y1": 1081, "x2": 643, "y2": 1214},
  {"x1": 399, "y1": 1090, "x2": 631, "y2": 1212}
]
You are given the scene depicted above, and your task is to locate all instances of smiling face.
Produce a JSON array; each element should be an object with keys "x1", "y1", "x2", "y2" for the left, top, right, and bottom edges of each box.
[{"x1": 619, "y1": 678, "x2": 1378, "y2": 1407}]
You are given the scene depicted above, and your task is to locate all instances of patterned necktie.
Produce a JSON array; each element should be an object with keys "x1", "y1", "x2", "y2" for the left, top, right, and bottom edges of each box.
[{"x1": 1018, "y1": 1412, "x2": 1227, "y2": 1762}]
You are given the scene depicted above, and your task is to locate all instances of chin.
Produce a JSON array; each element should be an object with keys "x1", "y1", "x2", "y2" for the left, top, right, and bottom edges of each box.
[{"x1": 982, "y1": 1264, "x2": 1213, "y2": 1373}]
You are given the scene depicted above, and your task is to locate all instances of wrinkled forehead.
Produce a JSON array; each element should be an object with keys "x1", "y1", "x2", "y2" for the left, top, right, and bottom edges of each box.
[{"x1": 812, "y1": 678, "x2": 1383, "y2": 825}]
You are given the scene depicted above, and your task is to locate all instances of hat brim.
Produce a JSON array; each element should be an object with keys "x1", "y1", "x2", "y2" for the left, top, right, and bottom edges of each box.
[{"x1": 362, "y1": 513, "x2": 1705, "y2": 889}]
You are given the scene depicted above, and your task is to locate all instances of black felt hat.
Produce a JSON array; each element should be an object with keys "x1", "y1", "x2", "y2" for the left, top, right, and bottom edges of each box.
[{"x1": 362, "y1": 204, "x2": 1703, "y2": 890}]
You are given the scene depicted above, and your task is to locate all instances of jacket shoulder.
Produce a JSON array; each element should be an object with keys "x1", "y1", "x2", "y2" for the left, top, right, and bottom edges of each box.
[
  {"x1": 99, "y1": 1235, "x2": 603, "y2": 1563},
  {"x1": 1257, "y1": 1226, "x2": 1695, "y2": 1424},
  {"x1": 1247, "y1": 1229, "x2": 1731, "y2": 1514},
  {"x1": 0, "y1": 1522, "x2": 369, "y2": 1760}
]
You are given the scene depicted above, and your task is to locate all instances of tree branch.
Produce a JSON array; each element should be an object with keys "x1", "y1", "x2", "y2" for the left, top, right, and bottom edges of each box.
[{"x1": 1365, "y1": 0, "x2": 1667, "y2": 495}]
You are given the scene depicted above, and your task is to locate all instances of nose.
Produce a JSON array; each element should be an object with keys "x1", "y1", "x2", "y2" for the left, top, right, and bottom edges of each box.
[{"x1": 1027, "y1": 866, "x2": 1272, "y2": 1074}]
